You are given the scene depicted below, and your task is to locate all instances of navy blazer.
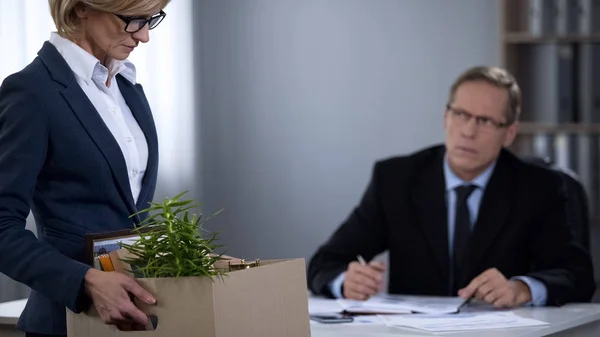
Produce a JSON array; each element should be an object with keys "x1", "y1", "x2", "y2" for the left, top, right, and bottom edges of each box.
[{"x1": 0, "y1": 42, "x2": 159, "y2": 335}]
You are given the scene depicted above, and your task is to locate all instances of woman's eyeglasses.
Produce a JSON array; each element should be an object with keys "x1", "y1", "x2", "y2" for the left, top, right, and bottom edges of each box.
[{"x1": 115, "y1": 10, "x2": 166, "y2": 33}]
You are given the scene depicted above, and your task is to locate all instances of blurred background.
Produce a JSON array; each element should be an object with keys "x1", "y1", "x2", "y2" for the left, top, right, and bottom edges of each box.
[{"x1": 1, "y1": 0, "x2": 599, "y2": 303}]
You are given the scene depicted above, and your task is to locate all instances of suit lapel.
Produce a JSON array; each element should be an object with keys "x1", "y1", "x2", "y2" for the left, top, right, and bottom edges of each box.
[
  {"x1": 37, "y1": 42, "x2": 152, "y2": 222},
  {"x1": 116, "y1": 76, "x2": 159, "y2": 210},
  {"x1": 410, "y1": 148, "x2": 450, "y2": 287},
  {"x1": 60, "y1": 84, "x2": 139, "y2": 220},
  {"x1": 461, "y1": 151, "x2": 515, "y2": 284}
]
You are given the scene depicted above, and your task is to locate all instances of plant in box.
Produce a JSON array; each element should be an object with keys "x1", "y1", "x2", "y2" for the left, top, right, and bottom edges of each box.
[
  {"x1": 67, "y1": 191, "x2": 311, "y2": 337},
  {"x1": 119, "y1": 191, "x2": 227, "y2": 279}
]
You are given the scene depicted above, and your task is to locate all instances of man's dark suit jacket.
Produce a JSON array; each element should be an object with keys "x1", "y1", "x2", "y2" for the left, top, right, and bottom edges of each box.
[
  {"x1": 0, "y1": 42, "x2": 159, "y2": 335},
  {"x1": 307, "y1": 145, "x2": 595, "y2": 306}
]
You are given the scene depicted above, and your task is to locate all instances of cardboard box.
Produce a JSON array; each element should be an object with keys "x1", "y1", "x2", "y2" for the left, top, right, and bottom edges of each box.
[{"x1": 66, "y1": 257, "x2": 311, "y2": 337}]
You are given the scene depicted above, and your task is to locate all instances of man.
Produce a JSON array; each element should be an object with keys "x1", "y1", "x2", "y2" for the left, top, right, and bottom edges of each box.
[{"x1": 307, "y1": 66, "x2": 595, "y2": 308}]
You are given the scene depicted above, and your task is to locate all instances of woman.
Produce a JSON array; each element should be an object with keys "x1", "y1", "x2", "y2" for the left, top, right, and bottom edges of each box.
[{"x1": 0, "y1": 0, "x2": 169, "y2": 336}]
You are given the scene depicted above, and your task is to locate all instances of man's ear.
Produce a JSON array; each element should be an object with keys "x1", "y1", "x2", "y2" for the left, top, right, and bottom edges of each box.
[
  {"x1": 503, "y1": 121, "x2": 519, "y2": 147},
  {"x1": 443, "y1": 111, "x2": 449, "y2": 131}
]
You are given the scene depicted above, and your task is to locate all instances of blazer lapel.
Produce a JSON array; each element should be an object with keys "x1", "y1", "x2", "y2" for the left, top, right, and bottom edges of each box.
[
  {"x1": 60, "y1": 85, "x2": 139, "y2": 219},
  {"x1": 37, "y1": 42, "x2": 139, "y2": 221},
  {"x1": 410, "y1": 148, "x2": 450, "y2": 288},
  {"x1": 461, "y1": 151, "x2": 515, "y2": 284},
  {"x1": 116, "y1": 76, "x2": 159, "y2": 210}
]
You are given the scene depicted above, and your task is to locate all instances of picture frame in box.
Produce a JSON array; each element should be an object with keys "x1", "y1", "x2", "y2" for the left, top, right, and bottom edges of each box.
[{"x1": 84, "y1": 227, "x2": 152, "y2": 268}]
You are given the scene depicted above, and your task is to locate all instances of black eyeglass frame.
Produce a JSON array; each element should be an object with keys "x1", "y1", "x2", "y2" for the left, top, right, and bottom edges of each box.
[
  {"x1": 115, "y1": 10, "x2": 166, "y2": 33},
  {"x1": 445, "y1": 104, "x2": 512, "y2": 129}
]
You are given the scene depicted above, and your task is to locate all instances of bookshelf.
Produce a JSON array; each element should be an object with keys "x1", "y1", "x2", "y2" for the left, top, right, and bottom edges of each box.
[
  {"x1": 504, "y1": 32, "x2": 600, "y2": 44},
  {"x1": 499, "y1": 0, "x2": 600, "y2": 230}
]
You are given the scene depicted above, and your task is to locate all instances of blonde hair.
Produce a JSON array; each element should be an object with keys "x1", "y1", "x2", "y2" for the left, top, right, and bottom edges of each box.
[{"x1": 48, "y1": 0, "x2": 170, "y2": 38}]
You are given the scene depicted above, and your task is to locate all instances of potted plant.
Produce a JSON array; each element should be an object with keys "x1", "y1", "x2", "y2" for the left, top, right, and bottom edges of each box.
[
  {"x1": 119, "y1": 191, "x2": 228, "y2": 279},
  {"x1": 66, "y1": 191, "x2": 311, "y2": 337}
]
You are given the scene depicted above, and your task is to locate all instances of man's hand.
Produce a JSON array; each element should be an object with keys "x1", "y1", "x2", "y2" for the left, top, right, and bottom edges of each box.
[
  {"x1": 459, "y1": 268, "x2": 532, "y2": 308},
  {"x1": 342, "y1": 260, "x2": 386, "y2": 300},
  {"x1": 84, "y1": 268, "x2": 156, "y2": 331}
]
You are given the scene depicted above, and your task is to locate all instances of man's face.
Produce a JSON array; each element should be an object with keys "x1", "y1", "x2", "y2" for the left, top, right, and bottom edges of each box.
[{"x1": 444, "y1": 80, "x2": 518, "y2": 180}]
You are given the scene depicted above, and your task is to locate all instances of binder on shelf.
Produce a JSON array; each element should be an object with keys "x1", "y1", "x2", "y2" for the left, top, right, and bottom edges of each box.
[
  {"x1": 553, "y1": 133, "x2": 577, "y2": 172},
  {"x1": 555, "y1": 0, "x2": 578, "y2": 36},
  {"x1": 592, "y1": 138, "x2": 600, "y2": 216},
  {"x1": 577, "y1": 44, "x2": 600, "y2": 216},
  {"x1": 576, "y1": 135, "x2": 598, "y2": 216},
  {"x1": 576, "y1": 0, "x2": 600, "y2": 35},
  {"x1": 532, "y1": 133, "x2": 555, "y2": 161},
  {"x1": 577, "y1": 44, "x2": 600, "y2": 123},
  {"x1": 520, "y1": 44, "x2": 575, "y2": 123},
  {"x1": 527, "y1": 0, "x2": 555, "y2": 36}
]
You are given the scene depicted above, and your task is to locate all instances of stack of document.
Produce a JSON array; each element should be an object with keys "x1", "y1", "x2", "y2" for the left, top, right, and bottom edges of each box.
[
  {"x1": 378, "y1": 312, "x2": 549, "y2": 332},
  {"x1": 309, "y1": 295, "x2": 550, "y2": 331},
  {"x1": 338, "y1": 294, "x2": 468, "y2": 314}
]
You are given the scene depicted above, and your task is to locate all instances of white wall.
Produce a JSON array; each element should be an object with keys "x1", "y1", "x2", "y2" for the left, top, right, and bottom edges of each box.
[{"x1": 195, "y1": 0, "x2": 501, "y2": 262}]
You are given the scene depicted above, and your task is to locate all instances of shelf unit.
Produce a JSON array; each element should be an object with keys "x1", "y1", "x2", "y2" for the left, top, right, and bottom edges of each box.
[
  {"x1": 500, "y1": 0, "x2": 600, "y2": 229},
  {"x1": 504, "y1": 32, "x2": 600, "y2": 44}
]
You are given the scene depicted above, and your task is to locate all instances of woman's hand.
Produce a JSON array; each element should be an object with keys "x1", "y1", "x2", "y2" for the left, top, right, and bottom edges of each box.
[{"x1": 83, "y1": 268, "x2": 156, "y2": 330}]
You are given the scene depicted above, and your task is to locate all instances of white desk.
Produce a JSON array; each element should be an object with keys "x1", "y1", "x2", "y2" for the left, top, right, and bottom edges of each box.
[
  {"x1": 2, "y1": 298, "x2": 600, "y2": 336},
  {"x1": 0, "y1": 298, "x2": 25, "y2": 337},
  {"x1": 310, "y1": 302, "x2": 600, "y2": 337}
]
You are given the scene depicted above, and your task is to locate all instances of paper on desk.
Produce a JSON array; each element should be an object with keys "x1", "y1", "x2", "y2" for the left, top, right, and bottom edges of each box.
[
  {"x1": 309, "y1": 297, "x2": 344, "y2": 314},
  {"x1": 337, "y1": 299, "x2": 412, "y2": 314},
  {"x1": 378, "y1": 311, "x2": 549, "y2": 332},
  {"x1": 338, "y1": 294, "x2": 467, "y2": 314}
]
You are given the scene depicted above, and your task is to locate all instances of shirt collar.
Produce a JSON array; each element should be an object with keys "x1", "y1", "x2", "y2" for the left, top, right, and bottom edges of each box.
[
  {"x1": 443, "y1": 153, "x2": 496, "y2": 192},
  {"x1": 48, "y1": 32, "x2": 137, "y2": 86}
]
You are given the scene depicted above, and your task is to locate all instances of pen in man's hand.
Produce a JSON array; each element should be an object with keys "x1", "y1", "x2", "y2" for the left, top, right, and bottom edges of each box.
[
  {"x1": 456, "y1": 296, "x2": 473, "y2": 312},
  {"x1": 357, "y1": 255, "x2": 367, "y2": 265}
]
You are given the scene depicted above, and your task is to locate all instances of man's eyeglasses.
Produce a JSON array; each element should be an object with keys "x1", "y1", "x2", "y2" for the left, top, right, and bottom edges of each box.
[
  {"x1": 115, "y1": 10, "x2": 166, "y2": 33},
  {"x1": 446, "y1": 105, "x2": 510, "y2": 130}
]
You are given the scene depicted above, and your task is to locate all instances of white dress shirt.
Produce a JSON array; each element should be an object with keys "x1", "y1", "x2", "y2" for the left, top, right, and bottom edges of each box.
[{"x1": 49, "y1": 32, "x2": 148, "y2": 203}]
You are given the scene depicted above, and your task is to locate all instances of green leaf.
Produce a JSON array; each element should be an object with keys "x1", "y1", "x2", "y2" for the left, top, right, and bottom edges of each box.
[{"x1": 118, "y1": 191, "x2": 227, "y2": 279}]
